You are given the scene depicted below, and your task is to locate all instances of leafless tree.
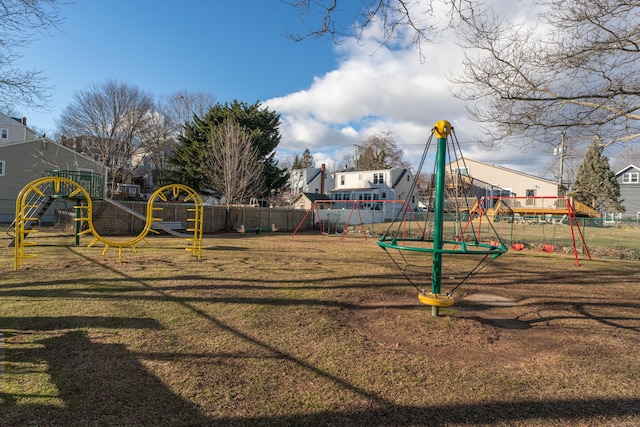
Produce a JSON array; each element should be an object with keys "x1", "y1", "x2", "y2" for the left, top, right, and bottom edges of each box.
[
  {"x1": 453, "y1": 0, "x2": 640, "y2": 149},
  {"x1": 0, "y1": 0, "x2": 64, "y2": 109},
  {"x1": 610, "y1": 146, "x2": 640, "y2": 173},
  {"x1": 160, "y1": 90, "x2": 216, "y2": 137},
  {"x1": 356, "y1": 131, "x2": 410, "y2": 170},
  {"x1": 134, "y1": 110, "x2": 174, "y2": 184},
  {"x1": 283, "y1": 0, "x2": 476, "y2": 61},
  {"x1": 205, "y1": 118, "x2": 264, "y2": 207},
  {"x1": 58, "y1": 80, "x2": 154, "y2": 191}
]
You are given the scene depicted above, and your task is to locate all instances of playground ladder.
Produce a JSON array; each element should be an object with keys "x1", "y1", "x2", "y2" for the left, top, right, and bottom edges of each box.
[{"x1": 8, "y1": 192, "x2": 53, "y2": 248}]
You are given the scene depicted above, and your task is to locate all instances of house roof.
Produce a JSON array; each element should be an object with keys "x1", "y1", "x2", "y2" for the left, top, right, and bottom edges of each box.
[
  {"x1": 292, "y1": 192, "x2": 332, "y2": 204},
  {"x1": 0, "y1": 137, "x2": 106, "y2": 170},
  {"x1": 330, "y1": 187, "x2": 378, "y2": 192},
  {"x1": 456, "y1": 158, "x2": 558, "y2": 185},
  {"x1": 615, "y1": 164, "x2": 640, "y2": 176},
  {"x1": 302, "y1": 192, "x2": 331, "y2": 202}
]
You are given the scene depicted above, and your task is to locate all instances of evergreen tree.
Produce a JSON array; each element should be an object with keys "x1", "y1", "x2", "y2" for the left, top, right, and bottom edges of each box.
[
  {"x1": 166, "y1": 100, "x2": 289, "y2": 195},
  {"x1": 163, "y1": 114, "x2": 210, "y2": 192},
  {"x1": 292, "y1": 149, "x2": 315, "y2": 169},
  {"x1": 573, "y1": 137, "x2": 624, "y2": 213}
]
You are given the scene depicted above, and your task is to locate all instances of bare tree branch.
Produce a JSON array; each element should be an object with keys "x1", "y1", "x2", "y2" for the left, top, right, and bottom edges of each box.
[
  {"x1": 282, "y1": 0, "x2": 475, "y2": 61},
  {"x1": 452, "y1": 0, "x2": 640, "y2": 148},
  {"x1": 58, "y1": 80, "x2": 154, "y2": 191},
  {"x1": 0, "y1": 0, "x2": 65, "y2": 109},
  {"x1": 205, "y1": 119, "x2": 264, "y2": 207},
  {"x1": 159, "y1": 90, "x2": 216, "y2": 137}
]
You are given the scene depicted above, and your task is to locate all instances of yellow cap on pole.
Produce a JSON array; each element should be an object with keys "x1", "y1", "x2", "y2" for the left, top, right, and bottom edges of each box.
[{"x1": 433, "y1": 120, "x2": 452, "y2": 138}]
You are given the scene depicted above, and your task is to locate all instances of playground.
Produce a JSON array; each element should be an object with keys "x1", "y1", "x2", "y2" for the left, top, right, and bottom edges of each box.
[{"x1": 1, "y1": 230, "x2": 639, "y2": 426}]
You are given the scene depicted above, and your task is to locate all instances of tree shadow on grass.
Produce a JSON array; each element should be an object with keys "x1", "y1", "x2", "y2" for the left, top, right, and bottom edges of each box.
[
  {"x1": 0, "y1": 316, "x2": 163, "y2": 334},
  {"x1": 2, "y1": 330, "x2": 212, "y2": 426}
]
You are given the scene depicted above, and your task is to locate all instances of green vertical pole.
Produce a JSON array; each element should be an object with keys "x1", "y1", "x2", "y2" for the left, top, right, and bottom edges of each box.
[
  {"x1": 431, "y1": 120, "x2": 451, "y2": 317},
  {"x1": 75, "y1": 204, "x2": 80, "y2": 246}
]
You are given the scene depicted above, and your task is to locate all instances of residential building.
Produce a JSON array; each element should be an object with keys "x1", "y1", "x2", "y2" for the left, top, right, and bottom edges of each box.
[
  {"x1": 446, "y1": 158, "x2": 563, "y2": 199},
  {"x1": 615, "y1": 164, "x2": 640, "y2": 219},
  {"x1": 292, "y1": 192, "x2": 332, "y2": 210},
  {"x1": 331, "y1": 167, "x2": 418, "y2": 207},
  {"x1": 0, "y1": 114, "x2": 105, "y2": 223},
  {"x1": 0, "y1": 113, "x2": 36, "y2": 143},
  {"x1": 289, "y1": 164, "x2": 334, "y2": 198}
]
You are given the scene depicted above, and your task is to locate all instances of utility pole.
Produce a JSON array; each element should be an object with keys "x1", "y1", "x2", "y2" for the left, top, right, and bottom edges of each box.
[{"x1": 554, "y1": 133, "x2": 566, "y2": 187}]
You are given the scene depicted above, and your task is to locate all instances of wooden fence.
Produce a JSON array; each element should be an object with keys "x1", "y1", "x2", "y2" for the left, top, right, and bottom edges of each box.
[{"x1": 75, "y1": 201, "x2": 313, "y2": 235}]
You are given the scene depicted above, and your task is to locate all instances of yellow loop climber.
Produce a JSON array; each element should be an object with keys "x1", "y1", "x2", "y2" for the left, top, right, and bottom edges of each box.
[{"x1": 14, "y1": 177, "x2": 203, "y2": 269}]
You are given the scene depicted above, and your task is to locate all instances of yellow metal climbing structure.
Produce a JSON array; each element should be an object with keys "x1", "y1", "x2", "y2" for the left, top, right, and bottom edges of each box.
[{"x1": 14, "y1": 177, "x2": 203, "y2": 269}]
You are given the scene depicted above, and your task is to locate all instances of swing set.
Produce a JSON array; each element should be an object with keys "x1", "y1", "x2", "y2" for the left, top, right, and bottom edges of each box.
[{"x1": 292, "y1": 199, "x2": 423, "y2": 240}]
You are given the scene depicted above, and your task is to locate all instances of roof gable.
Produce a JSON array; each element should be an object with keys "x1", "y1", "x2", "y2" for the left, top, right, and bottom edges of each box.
[
  {"x1": 303, "y1": 192, "x2": 331, "y2": 202},
  {"x1": 615, "y1": 164, "x2": 640, "y2": 176},
  {"x1": 457, "y1": 158, "x2": 557, "y2": 185},
  {"x1": 0, "y1": 137, "x2": 105, "y2": 170}
]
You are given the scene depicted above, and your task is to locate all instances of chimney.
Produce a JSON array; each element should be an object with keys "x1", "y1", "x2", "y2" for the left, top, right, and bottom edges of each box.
[
  {"x1": 21, "y1": 117, "x2": 27, "y2": 125},
  {"x1": 320, "y1": 163, "x2": 325, "y2": 194}
]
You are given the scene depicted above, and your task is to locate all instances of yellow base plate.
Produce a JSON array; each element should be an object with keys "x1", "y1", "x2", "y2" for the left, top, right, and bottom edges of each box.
[{"x1": 418, "y1": 292, "x2": 455, "y2": 307}]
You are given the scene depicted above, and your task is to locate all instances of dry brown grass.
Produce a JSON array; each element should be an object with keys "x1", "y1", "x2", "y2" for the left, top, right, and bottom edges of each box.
[{"x1": 0, "y1": 230, "x2": 639, "y2": 426}]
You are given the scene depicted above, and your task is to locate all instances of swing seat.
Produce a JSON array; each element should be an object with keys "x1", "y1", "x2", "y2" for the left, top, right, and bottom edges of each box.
[{"x1": 418, "y1": 292, "x2": 455, "y2": 307}]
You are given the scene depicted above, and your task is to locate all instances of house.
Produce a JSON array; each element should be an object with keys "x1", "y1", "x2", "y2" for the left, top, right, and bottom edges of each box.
[
  {"x1": 615, "y1": 164, "x2": 640, "y2": 219},
  {"x1": 331, "y1": 167, "x2": 418, "y2": 207},
  {"x1": 292, "y1": 192, "x2": 332, "y2": 210},
  {"x1": 0, "y1": 136, "x2": 106, "y2": 223},
  {"x1": 446, "y1": 158, "x2": 563, "y2": 199},
  {"x1": 0, "y1": 113, "x2": 36, "y2": 143},
  {"x1": 289, "y1": 164, "x2": 334, "y2": 198}
]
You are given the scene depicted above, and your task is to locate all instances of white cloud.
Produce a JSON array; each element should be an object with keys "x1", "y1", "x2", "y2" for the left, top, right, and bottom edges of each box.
[{"x1": 267, "y1": 2, "x2": 557, "y2": 179}]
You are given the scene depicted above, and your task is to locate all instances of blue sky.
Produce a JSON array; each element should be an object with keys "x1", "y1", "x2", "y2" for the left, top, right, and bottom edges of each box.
[
  {"x1": 16, "y1": 0, "x2": 564, "y2": 177},
  {"x1": 19, "y1": 1, "x2": 343, "y2": 119}
]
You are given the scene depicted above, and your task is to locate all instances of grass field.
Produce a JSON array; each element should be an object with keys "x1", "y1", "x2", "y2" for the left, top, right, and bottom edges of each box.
[{"x1": 1, "y1": 229, "x2": 639, "y2": 426}]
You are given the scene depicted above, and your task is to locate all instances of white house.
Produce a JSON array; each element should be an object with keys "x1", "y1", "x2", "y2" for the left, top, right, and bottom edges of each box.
[
  {"x1": 331, "y1": 167, "x2": 418, "y2": 207},
  {"x1": 289, "y1": 164, "x2": 334, "y2": 198}
]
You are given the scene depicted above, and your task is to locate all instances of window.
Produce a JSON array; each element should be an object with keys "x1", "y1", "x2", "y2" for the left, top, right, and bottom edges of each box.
[
  {"x1": 340, "y1": 175, "x2": 345, "y2": 185},
  {"x1": 359, "y1": 193, "x2": 372, "y2": 207},
  {"x1": 373, "y1": 173, "x2": 385, "y2": 184},
  {"x1": 623, "y1": 172, "x2": 639, "y2": 184},
  {"x1": 0, "y1": 160, "x2": 4, "y2": 176},
  {"x1": 1, "y1": 128, "x2": 7, "y2": 139}
]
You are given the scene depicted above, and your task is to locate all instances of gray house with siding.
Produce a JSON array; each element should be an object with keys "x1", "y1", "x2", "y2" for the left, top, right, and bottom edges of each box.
[
  {"x1": 615, "y1": 164, "x2": 640, "y2": 219},
  {"x1": 0, "y1": 137, "x2": 105, "y2": 223},
  {"x1": 0, "y1": 112, "x2": 36, "y2": 143}
]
